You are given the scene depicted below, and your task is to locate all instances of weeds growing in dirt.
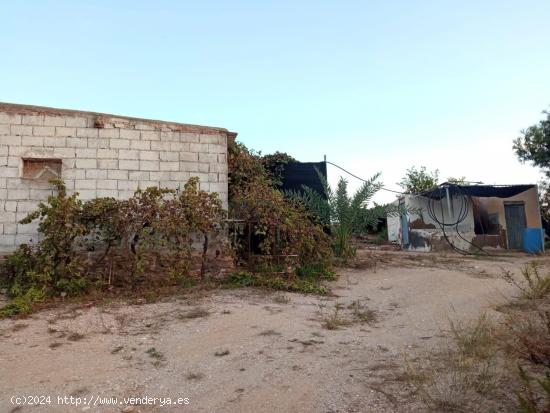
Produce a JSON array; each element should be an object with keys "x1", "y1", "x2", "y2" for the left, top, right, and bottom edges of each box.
[
  {"x1": 223, "y1": 271, "x2": 328, "y2": 295},
  {"x1": 405, "y1": 354, "x2": 505, "y2": 412},
  {"x1": 504, "y1": 309, "x2": 550, "y2": 368},
  {"x1": 348, "y1": 300, "x2": 378, "y2": 325},
  {"x1": 404, "y1": 314, "x2": 507, "y2": 412},
  {"x1": 186, "y1": 372, "x2": 205, "y2": 381},
  {"x1": 272, "y1": 294, "x2": 290, "y2": 304},
  {"x1": 517, "y1": 366, "x2": 550, "y2": 413},
  {"x1": 111, "y1": 346, "x2": 124, "y2": 354},
  {"x1": 258, "y1": 329, "x2": 281, "y2": 336},
  {"x1": 321, "y1": 304, "x2": 352, "y2": 330},
  {"x1": 177, "y1": 308, "x2": 210, "y2": 320},
  {"x1": 320, "y1": 300, "x2": 377, "y2": 330},
  {"x1": 295, "y1": 263, "x2": 336, "y2": 280},
  {"x1": 401, "y1": 263, "x2": 550, "y2": 412},
  {"x1": 11, "y1": 323, "x2": 28, "y2": 332},
  {"x1": 146, "y1": 347, "x2": 164, "y2": 360},
  {"x1": 67, "y1": 332, "x2": 85, "y2": 341},
  {"x1": 449, "y1": 313, "x2": 494, "y2": 359},
  {"x1": 146, "y1": 347, "x2": 165, "y2": 367},
  {"x1": 502, "y1": 262, "x2": 550, "y2": 300}
]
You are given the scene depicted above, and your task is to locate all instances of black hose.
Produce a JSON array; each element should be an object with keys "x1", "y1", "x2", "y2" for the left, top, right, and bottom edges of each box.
[{"x1": 425, "y1": 185, "x2": 490, "y2": 255}]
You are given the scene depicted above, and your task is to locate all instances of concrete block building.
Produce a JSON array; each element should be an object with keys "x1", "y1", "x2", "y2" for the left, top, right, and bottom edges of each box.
[{"x1": 0, "y1": 102, "x2": 236, "y2": 251}]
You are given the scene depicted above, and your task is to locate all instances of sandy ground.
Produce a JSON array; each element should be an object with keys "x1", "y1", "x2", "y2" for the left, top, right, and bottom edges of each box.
[{"x1": 1, "y1": 250, "x2": 547, "y2": 413}]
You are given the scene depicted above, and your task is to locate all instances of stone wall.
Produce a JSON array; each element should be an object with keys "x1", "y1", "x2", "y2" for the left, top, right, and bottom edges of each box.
[{"x1": 0, "y1": 103, "x2": 235, "y2": 251}]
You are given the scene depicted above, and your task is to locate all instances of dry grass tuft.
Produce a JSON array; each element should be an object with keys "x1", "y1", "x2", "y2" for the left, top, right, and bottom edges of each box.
[
  {"x1": 145, "y1": 347, "x2": 165, "y2": 366},
  {"x1": 348, "y1": 300, "x2": 378, "y2": 325},
  {"x1": 67, "y1": 332, "x2": 86, "y2": 341},
  {"x1": 502, "y1": 262, "x2": 550, "y2": 300},
  {"x1": 273, "y1": 294, "x2": 291, "y2": 304},
  {"x1": 177, "y1": 308, "x2": 210, "y2": 320},
  {"x1": 258, "y1": 329, "x2": 281, "y2": 336},
  {"x1": 449, "y1": 313, "x2": 494, "y2": 359},
  {"x1": 111, "y1": 345, "x2": 124, "y2": 354},
  {"x1": 321, "y1": 305, "x2": 352, "y2": 330},
  {"x1": 321, "y1": 300, "x2": 378, "y2": 330},
  {"x1": 186, "y1": 372, "x2": 205, "y2": 381},
  {"x1": 504, "y1": 309, "x2": 550, "y2": 368},
  {"x1": 12, "y1": 323, "x2": 29, "y2": 332},
  {"x1": 404, "y1": 314, "x2": 509, "y2": 412}
]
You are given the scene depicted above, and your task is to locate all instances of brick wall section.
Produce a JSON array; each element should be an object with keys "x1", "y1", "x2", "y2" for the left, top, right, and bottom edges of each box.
[{"x1": 0, "y1": 103, "x2": 235, "y2": 251}]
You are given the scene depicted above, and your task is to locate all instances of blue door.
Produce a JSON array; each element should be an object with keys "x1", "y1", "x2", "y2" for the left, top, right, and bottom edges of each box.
[{"x1": 504, "y1": 203, "x2": 526, "y2": 249}]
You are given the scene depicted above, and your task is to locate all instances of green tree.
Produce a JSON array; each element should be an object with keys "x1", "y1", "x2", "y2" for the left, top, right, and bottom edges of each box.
[
  {"x1": 447, "y1": 176, "x2": 466, "y2": 184},
  {"x1": 398, "y1": 166, "x2": 439, "y2": 193},
  {"x1": 513, "y1": 107, "x2": 550, "y2": 223},
  {"x1": 513, "y1": 108, "x2": 550, "y2": 174}
]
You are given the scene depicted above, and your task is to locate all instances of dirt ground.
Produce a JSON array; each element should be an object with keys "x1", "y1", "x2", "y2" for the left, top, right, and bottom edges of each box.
[{"x1": 1, "y1": 250, "x2": 547, "y2": 413}]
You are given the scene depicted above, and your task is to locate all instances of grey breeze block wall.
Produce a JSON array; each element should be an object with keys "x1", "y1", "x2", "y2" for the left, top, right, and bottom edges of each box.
[{"x1": 0, "y1": 102, "x2": 236, "y2": 252}]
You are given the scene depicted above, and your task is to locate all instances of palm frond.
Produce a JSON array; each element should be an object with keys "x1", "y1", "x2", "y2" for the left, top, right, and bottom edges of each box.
[
  {"x1": 383, "y1": 202, "x2": 422, "y2": 217},
  {"x1": 350, "y1": 172, "x2": 382, "y2": 211},
  {"x1": 334, "y1": 178, "x2": 351, "y2": 226},
  {"x1": 286, "y1": 186, "x2": 331, "y2": 226}
]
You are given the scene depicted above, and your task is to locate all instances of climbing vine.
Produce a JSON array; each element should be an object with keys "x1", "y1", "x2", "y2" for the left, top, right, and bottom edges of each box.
[
  {"x1": 0, "y1": 178, "x2": 225, "y2": 316},
  {"x1": 228, "y1": 142, "x2": 332, "y2": 269}
]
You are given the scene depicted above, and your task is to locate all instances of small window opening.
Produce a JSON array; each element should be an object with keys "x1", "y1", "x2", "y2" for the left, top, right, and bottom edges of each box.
[{"x1": 22, "y1": 158, "x2": 62, "y2": 180}]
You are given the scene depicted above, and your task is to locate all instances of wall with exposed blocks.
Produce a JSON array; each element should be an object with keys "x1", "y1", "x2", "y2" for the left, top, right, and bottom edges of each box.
[{"x1": 0, "y1": 102, "x2": 236, "y2": 251}]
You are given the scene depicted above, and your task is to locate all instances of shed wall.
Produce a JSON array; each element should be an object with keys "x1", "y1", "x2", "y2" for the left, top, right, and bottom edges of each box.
[
  {"x1": 0, "y1": 104, "x2": 231, "y2": 251},
  {"x1": 476, "y1": 187, "x2": 541, "y2": 230},
  {"x1": 388, "y1": 188, "x2": 541, "y2": 252}
]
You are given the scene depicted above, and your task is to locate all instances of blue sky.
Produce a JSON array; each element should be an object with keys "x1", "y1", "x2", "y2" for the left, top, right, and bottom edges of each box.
[{"x1": 2, "y1": 1, "x2": 550, "y2": 202}]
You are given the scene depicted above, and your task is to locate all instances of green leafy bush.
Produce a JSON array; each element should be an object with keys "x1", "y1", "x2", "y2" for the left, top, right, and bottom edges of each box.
[
  {"x1": 223, "y1": 270, "x2": 328, "y2": 295},
  {"x1": 259, "y1": 151, "x2": 296, "y2": 187},
  {"x1": 228, "y1": 142, "x2": 332, "y2": 269},
  {"x1": 0, "y1": 177, "x2": 225, "y2": 315},
  {"x1": 1, "y1": 180, "x2": 94, "y2": 307},
  {"x1": 295, "y1": 263, "x2": 336, "y2": 280}
]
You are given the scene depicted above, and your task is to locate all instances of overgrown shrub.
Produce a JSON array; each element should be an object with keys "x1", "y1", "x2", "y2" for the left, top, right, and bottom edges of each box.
[
  {"x1": 259, "y1": 151, "x2": 296, "y2": 187},
  {"x1": 117, "y1": 177, "x2": 225, "y2": 279},
  {"x1": 1, "y1": 180, "x2": 96, "y2": 315},
  {"x1": 405, "y1": 314, "x2": 510, "y2": 412},
  {"x1": 228, "y1": 142, "x2": 332, "y2": 270},
  {"x1": 0, "y1": 177, "x2": 225, "y2": 315}
]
